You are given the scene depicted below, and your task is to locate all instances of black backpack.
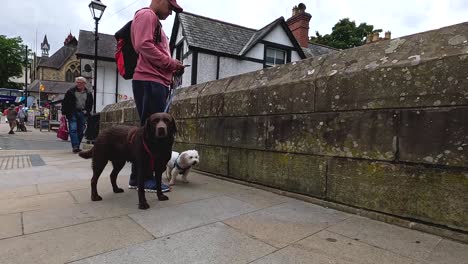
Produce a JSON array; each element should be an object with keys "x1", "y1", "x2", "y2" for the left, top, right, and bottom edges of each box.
[
  {"x1": 115, "y1": 21, "x2": 137, "y2": 80},
  {"x1": 114, "y1": 9, "x2": 161, "y2": 80}
]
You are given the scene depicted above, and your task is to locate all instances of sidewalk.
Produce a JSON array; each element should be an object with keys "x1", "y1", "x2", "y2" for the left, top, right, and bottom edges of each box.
[{"x1": 0, "y1": 122, "x2": 466, "y2": 264}]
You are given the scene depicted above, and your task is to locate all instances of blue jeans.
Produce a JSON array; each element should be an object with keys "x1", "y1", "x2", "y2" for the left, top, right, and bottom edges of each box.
[
  {"x1": 130, "y1": 80, "x2": 169, "y2": 186},
  {"x1": 68, "y1": 111, "x2": 87, "y2": 149},
  {"x1": 132, "y1": 80, "x2": 168, "y2": 126}
]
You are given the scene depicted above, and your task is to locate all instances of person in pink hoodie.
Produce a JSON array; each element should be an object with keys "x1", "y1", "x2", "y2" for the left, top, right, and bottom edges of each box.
[{"x1": 128, "y1": 0, "x2": 185, "y2": 192}]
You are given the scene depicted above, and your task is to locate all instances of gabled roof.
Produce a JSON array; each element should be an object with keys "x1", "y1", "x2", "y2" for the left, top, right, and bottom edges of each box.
[
  {"x1": 174, "y1": 12, "x2": 256, "y2": 55},
  {"x1": 76, "y1": 30, "x2": 116, "y2": 61},
  {"x1": 170, "y1": 12, "x2": 305, "y2": 58},
  {"x1": 28, "y1": 80, "x2": 75, "y2": 94},
  {"x1": 38, "y1": 45, "x2": 76, "y2": 69}
]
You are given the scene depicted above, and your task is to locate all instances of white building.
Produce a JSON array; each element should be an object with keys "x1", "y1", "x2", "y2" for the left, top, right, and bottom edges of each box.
[
  {"x1": 76, "y1": 31, "x2": 133, "y2": 112},
  {"x1": 169, "y1": 5, "x2": 336, "y2": 88}
]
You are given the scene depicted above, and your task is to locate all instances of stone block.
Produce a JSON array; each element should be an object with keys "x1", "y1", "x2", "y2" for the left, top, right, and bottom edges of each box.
[
  {"x1": 170, "y1": 83, "x2": 206, "y2": 119},
  {"x1": 315, "y1": 23, "x2": 468, "y2": 111},
  {"x1": 227, "y1": 117, "x2": 267, "y2": 149},
  {"x1": 253, "y1": 81, "x2": 315, "y2": 115},
  {"x1": 107, "y1": 109, "x2": 123, "y2": 124},
  {"x1": 203, "y1": 118, "x2": 229, "y2": 146},
  {"x1": 175, "y1": 119, "x2": 204, "y2": 144},
  {"x1": 265, "y1": 111, "x2": 397, "y2": 160},
  {"x1": 123, "y1": 107, "x2": 138, "y2": 123},
  {"x1": 399, "y1": 107, "x2": 468, "y2": 167},
  {"x1": 327, "y1": 158, "x2": 468, "y2": 231},
  {"x1": 196, "y1": 145, "x2": 228, "y2": 176},
  {"x1": 229, "y1": 149, "x2": 327, "y2": 197},
  {"x1": 197, "y1": 77, "x2": 233, "y2": 117},
  {"x1": 223, "y1": 71, "x2": 259, "y2": 116},
  {"x1": 173, "y1": 142, "x2": 198, "y2": 153}
]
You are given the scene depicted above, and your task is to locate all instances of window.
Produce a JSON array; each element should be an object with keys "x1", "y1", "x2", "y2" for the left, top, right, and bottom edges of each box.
[
  {"x1": 265, "y1": 47, "x2": 286, "y2": 67},
  {"x1": 66, "y1": 69, "x2": 74, "y2": 82},
  {"x1": 65, "y1": 63, "x2": 80, "y2": 82}
]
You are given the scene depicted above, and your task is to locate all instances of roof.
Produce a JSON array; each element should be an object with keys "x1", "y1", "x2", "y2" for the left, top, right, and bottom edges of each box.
[
  {"x1": 28, "y1": 80, "x2": 76, "y2": 94},
  {"x1": 172, "y1": 12, "x2": 305, "y2": 58},
  {"x1": 240, "y1": 17, "x2": 284, "y2": 55},
  {"x1": 176, "y1": 12, "x2": 256, "y2": 55},
  {"x1": 76, "y1": 30, "x2": 116, "y2": 61},
  {"x1": 38, "y1": 45, "x2": 76, "y2": 69},
  {"x1": 302, "y1": 42, "x2": 338, "y2": 57}
]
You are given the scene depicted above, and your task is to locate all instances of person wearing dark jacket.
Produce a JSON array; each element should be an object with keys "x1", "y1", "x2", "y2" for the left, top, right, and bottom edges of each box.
[{"x1": 62, "y1": 76, "x2": 93, "y2": 153}]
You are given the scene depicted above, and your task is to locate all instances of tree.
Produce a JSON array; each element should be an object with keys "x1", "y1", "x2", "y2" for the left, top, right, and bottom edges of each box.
[
  {"x1": 0, "y1": 35, "x2": 26, "y2": 88},
  {"x1": 310, "y1": 18, "x2": 382, "y2": 49}
]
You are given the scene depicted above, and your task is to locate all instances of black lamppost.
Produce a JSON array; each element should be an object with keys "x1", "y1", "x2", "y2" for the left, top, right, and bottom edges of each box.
[{"x1": 88, "y1": 0, "x2": 106, "y2": 113}]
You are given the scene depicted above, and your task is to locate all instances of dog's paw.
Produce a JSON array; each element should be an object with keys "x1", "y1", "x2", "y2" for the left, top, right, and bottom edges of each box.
[
  {"x1": 157, "y1": 194, "x2": 169, "y2": 201},
  {"x1": 139, "y1": 202, "x2": 150, "y2": 210},
  {"x1": 91, "y1": 194, "x2": 102, "y2": 201},
  {"x1": 113, "y1": 188, "x2": 125, "y2": 193}
]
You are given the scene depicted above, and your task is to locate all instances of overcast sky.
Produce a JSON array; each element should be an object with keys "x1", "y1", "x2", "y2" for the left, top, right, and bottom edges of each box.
[{"x1": 1, "y1": 0, "x2": 467, "y2": 54}]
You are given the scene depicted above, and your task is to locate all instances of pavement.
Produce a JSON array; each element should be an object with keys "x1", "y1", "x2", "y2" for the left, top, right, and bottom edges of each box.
[{"x1": 0, "y1": 120, "x2": 467, "y2": 264}]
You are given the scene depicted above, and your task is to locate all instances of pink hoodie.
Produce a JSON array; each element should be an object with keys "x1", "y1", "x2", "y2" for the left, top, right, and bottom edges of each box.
[{"x1": 131, "y1": 9, "x2": 178, "y2": 87}]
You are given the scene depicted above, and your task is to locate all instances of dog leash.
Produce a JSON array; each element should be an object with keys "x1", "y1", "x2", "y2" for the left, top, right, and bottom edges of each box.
[{"x1": 164, "y1": 72, "x2": 183, "y2": 113}]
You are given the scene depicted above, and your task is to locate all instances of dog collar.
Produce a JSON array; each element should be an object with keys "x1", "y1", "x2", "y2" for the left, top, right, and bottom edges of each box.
[
  {"x1": 142, "y1": 139, "x2": 155, "y2": 171},
  {"x1": 174, "y1": 154, "x2": 189, "y2": 174}
]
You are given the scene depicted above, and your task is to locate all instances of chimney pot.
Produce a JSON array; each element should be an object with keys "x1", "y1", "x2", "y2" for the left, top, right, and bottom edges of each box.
[
  {"x1": 385, "y1": 31, "x2": 391, "y2": 40},
  {"x1": 372, "y1": 32, "x2": 380, "y2": 42}
]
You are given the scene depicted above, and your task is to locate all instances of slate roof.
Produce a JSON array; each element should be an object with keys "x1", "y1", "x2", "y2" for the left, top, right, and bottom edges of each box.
[
  {"x1": 38, "y1": 46, "x2": 76, "y2": 69},
  {"x1": 76, "y1": 30, "x2": 116, "y2": 61},
  {"x1": 177, "y1": 12, "x2": 257, "y2": 55},
  {"x1": 28, "y1": 80, "x2": 76, "y2": 94},
  {"x1": 302, "y1": 43, "x2": 338, "y2": 57}
]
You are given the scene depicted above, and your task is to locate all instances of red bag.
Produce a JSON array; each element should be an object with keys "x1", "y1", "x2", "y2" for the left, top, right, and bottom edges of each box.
[{"x1": 57, "y1": 116, "x2": 69, "y2": 141}]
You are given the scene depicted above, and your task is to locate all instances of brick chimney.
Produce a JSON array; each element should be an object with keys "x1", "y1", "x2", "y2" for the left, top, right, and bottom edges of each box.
[{"x1": 286, "y1": 3, "x2": 312, "y2": 48}]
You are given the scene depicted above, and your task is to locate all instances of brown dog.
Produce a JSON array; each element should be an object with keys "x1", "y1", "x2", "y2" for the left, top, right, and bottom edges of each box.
[{"x1": 79, "y1": 112, "x2": 176, "y2": 209}]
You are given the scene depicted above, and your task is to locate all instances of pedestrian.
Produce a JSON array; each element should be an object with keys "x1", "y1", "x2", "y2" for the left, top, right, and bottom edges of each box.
[
  {"x1": 6, "y1": 104, "x2": 17, "y2": 134},
  {"x1": 61, "y1": 76, "x2": 94, "y2": 153},
  {"x1": 17, "y1": 104, "x2": 27, "y2": 132},
  {"x1": 128, "y1": 0, "x2": 185, "y2": 192}
]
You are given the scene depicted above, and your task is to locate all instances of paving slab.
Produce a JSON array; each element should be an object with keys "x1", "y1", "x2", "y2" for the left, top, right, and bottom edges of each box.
[
  {"x1": 0, "y1": 191, "x2": 75, "y2": 215},
  {"x1": 224, "y1": 200, "x2": 351, "y2": 248},
  {"x1": 0, "y1": 213, "x2": 22, "y2": 239},
  {"x1": 326, "y1": 216, "x2": 443, "y2": 261},
  {"x1": 71, "y1": 222, "x2": 276, "y2": 264},
  {"x1": 425, "y1": 238, "x2": 468, "y2": 264},
  {"x1": 23, "y1": 198, "x2": 141, "y2": 234},
  {"x1": 129, "y1": 195, "x2": 257, "y2": 238},
  {"x1": 0, "y1": 184, "x2": 38, "y2": 200},
  {"x1": 37, "y1": 179, "x2": 89, "y2": 194},
  {"x1": 251, "y1": 230, "x2": 421, "y2": 264},
  {"x1": 0, "y1": 216, "x2": 153, "y2": 264}
]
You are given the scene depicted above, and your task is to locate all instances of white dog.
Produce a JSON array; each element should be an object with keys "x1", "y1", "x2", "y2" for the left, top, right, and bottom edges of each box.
[{"x1": 166, "y1": 150, "x2": 199, "y2": 185}]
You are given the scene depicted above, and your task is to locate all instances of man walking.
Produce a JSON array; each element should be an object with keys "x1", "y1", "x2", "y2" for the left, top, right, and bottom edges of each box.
[
  {"x1": 62, "y1": 77, "x2": 93, "y2": 153},
  {"x1": 6, "y1": 104, "x2": 17, "y2": 134},
  {"x1": 128, "y1": 0, "x2": 185, "y2": 191}
]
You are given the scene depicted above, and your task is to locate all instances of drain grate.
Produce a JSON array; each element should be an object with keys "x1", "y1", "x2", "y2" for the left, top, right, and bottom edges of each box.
[{"x1": 0, "y1": 154, "x2": 45, "y2": 170}]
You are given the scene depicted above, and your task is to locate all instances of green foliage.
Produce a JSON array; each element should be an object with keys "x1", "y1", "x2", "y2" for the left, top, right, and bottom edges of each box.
[
  {"x1": 0, "y1": 35, "x2": 27, "y2": 88},
  {"x1": 310, "y1": 18, "x2": 382, "y2": 49}
]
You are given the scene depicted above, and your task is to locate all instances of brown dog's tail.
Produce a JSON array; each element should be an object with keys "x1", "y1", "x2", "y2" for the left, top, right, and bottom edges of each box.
[{"x1": 78, "y1": 148, "x2": 94, "y2": 159}]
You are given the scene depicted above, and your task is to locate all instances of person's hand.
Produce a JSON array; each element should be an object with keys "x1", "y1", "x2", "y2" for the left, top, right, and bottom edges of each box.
[{"x1": 174, "y1": 60, "x2": 185, "y2": 74}]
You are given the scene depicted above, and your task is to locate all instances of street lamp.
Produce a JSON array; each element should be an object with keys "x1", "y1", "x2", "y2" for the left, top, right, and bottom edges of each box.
[{"x1": 89, "y1": 0, "x2": 106, "y2": 113}]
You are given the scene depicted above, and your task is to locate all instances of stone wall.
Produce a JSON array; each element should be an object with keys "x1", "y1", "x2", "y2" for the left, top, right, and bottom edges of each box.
[{"x1": 100, "y1": 23, "x2": 468, "y2": 234}]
